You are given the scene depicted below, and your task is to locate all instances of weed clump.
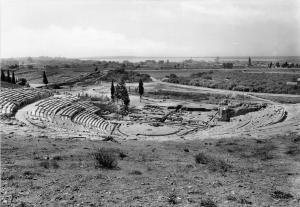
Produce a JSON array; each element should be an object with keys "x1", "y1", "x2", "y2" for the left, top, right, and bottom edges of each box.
[
  {"x1": 271, "y1": 190, "x2": 293, "y2": 199},
  {"x1": 129, "y1": 170, "x2": 142, "y2": 175},
  {"x1": 195, "y1": 152, "x2": 211, "y2": 164},
  {"x1": 39, "y1": 160, "x2": 50, "y2": 169},
  {"x1": 167, "y1": 193, "x2": 181, "y2": 205},
  {"x1": 119, "y1": 152, "x2": 128, "y2": 159},
  {"x1": 195, "y1": 152, "x2": 231, "y2": 173},
  {"x1": 285, "y1": 145, "x2": 300, "y2": 156},
  {"x1": 252, "y1": 144, "x2": 275, "y2": 160},
  {"x1": 93, "y1": 148, "x2": 118, "y2": 169},
  {"x1": 39, "y1": 160, "x2": 59, "y2": 169},
  {"x1": 200, "y1": 198, "x2": 217, "y2": 207},
  {"x1": 52, "y1": 155, "x2": 62, "y2": 161},
  {"x1": 51, "y1": 160, "x2": 60, "y2": 169}
]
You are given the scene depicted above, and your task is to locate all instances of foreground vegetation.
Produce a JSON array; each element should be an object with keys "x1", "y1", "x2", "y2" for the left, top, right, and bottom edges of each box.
[{"x1": 1, "y1": 129, "x2": 299, "y2": 206}]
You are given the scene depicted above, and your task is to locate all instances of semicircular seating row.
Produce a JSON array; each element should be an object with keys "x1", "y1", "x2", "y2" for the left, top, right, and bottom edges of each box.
[
  {"x1": 0, "y1": 88, "x2": 53, "y2": 116},
  {"x1": 29, "y1": 96, "x2": 116, "y2": 135},
  {"x1": 206, "y1": 105, "x2": 286, "y2": 134}
]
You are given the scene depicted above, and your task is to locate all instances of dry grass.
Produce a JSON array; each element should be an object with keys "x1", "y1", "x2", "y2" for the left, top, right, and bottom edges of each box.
[
  {"x1": 92, "y1": 148, "x2": 118, "y2": 169},
  {"x1": 200, "y1": 198, "x2": 217, "y2": 207},
  {"x1": 195, "y1": 152, "x2": 231, "y2": 173},
  {"x1": 1, "y1": 132, "x2": 299, "y2": 206}
]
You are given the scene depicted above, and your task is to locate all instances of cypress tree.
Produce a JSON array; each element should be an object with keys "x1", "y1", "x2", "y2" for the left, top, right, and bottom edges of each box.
[
  {"x1": 11, "y1": 71, "x2": 16, "y2": 84},
  {"x1": 1, "y1": 70, "x2": 5, "y2": 82},
  {"x1": 43, "y1": 71, "x2": 48, "y2": 85},
  {"x1": 138, "y1": 79, "x2": 144, "y2": 102},
  {"x1": 111, "y1": 80, "x2": 115, "y2": 101},
  {"x1": 116, "y1": 79, "x2": 130, "y2": 108},
  {"x1": 6, "y1": 70, "x2": 11, "y2": 83}
]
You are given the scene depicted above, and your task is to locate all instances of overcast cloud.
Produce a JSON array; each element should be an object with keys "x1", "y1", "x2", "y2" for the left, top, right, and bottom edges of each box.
[{"x1": 1, "y1": 0, "x2": 300, "y2": 57}]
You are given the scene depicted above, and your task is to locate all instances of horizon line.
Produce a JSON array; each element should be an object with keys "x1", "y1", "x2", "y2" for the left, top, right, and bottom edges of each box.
[{"x1": 2, "y1": 55, "x2": 300, "y2": 59}]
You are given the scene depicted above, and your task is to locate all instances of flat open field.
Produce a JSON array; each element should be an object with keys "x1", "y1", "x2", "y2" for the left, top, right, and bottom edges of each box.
[{"x1": 135, "y1": 68, "x2": 300, "y2": 79}]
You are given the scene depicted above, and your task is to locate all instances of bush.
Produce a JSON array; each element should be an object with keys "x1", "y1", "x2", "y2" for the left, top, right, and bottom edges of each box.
[
  {"x1": 208, "y1": 159, "x2": 231, "y2": 173},
  {"x1": 40, "y1": 160, "x2": 59, "y2": 169},
  {"x1": 52, "y1": 155, "x2": 62, "y2": 161},
  {"x1": 195, "y1": 152, "x2": 211, "y2": 164},
  {"x1": 285, "y1": 145, "x2": 300, "y2": 156},
  {"x1": 200, "y1": 198, "x2": 217, "y2": 207},
  {"x1": 93, "y1": 148, "x2": 118, "y2": 169},
  {"x1": 252, "y1": 144, "x2": 275, "y2": 160},
  {"x1": 119, "y1": 152, "x2": 128, "y2": 159},
  {"x1": 167, "y1": 193, "x2": 181, "y2": 204},
  {"x1": 129, "y1": 170, "x2": 142, "y2": 175},
  {"x1": 271, "y1": 190, "x2": 293, "y2": 199},
  {"x1": 195, "y1": 152, "x2": 231, "y2": 173},
  {"x1": 40, "y1": 160, "x2": 50, "y2": 169},
  {"x1": 51, "y1": 160, "x2": 60, "y2": 169}
]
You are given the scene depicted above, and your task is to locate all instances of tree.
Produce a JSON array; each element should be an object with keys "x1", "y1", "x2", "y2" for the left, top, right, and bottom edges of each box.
[
  {"x1": 6, "y1": 70, "x2": 11, "y2": 83},
  {"x1": 110, "y1": 80, "x2": 115, "y2": 101},
  {"x1": 138, "y1": 79, "x2": 144, "y2": 102},
  {"x1": 115, "y1": 79, "x2": 130, "y2": 109},
  {"x1": 43, "y1": 71, "x2": 48, "y2": 86},
  {"x1": 269, "y1": 62, "x2": 273, "y2": 68},
  {"x1": 1, "y1": 70, "x2": 5, "y2": 82},
  {"x1": 248, "y1": 57, "x2": 252, "y2": 67},
  {"x1": 282, "y1": 62, "x2": 288, "y2": 68},
  {"x1": 11, "y1": 71, "x2": 16, "y2": 84}
]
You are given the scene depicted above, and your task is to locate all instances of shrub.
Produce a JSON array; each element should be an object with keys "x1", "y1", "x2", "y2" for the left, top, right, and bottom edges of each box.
[
  {"x1": 167, "y1": 193, "x2": 180, "y2": 204},
  {"x1": 52, "y1": 155, "x2": 62, "y2": 161},
  {"x1": 51, "y1": 84, "x2": 61, "y2": 89},
  {"x1": 23, "y1": 171, "x2": 41, "y2": 179},
  {"x1": 252, "y1": 144, "x2": 275, "y2": 160},
  {"x1": 208, "y1": 159, "x2": 231, "y2": 173},
  {"x1": 271, "y1": 190, "x2": 293, "y2": 199},
  {"x1": 1, "y1": 172, "x2": 16, "y2": 180},
  {"x1": 51, "y1": 160, "x2": 60, "y2": 169},
  {"x1": 93, "y1": 148, "x2": 118, "y2": 169},
  {"x1": 195, "y1": 152, "x2": 211, "y2": 164},
  {"x1": 119, "y1": 152, "x2": 128, "y2": 159},
  {"x1": 285, "y1": 145, "x2": 300, "y2": 156},
  {"x1": 195, "y1": 152, "x2": 231, "y2": 173},
  {"x1": 129, "y1": 170, "x2": 142, "y2": 175},
  {"x1": 200, "y1": 198, "x2": 217, "y2": 207},
  {"x1": 40, "y1": 160, "x2": 50, "y2": 169}
]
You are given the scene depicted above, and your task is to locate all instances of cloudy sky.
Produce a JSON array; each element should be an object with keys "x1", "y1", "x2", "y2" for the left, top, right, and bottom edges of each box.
[{"x1": 1, "y1": 0, "x2": 300, "y2": 58}]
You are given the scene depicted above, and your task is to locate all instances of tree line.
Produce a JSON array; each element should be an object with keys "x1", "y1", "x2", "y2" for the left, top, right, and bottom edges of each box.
[
  {"x1": 1, "y1": 70, "x2": 17, "y2": 84},
  {"x1": 1, "y1": 70, "x2": 30, "y2": 86},
  {"x1": 270, "y1": 62, "x2": 300, "y2": 68}
]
